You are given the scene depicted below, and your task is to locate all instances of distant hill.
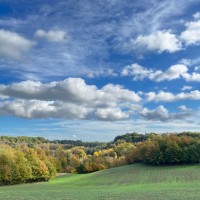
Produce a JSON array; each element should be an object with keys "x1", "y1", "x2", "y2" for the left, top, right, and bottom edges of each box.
[
  {"x1": 113, "y1": 131, "x2": 200, "y2": 143},
  {"x1": 1, "y1": 132, "x2": 200, "y2": 146}
]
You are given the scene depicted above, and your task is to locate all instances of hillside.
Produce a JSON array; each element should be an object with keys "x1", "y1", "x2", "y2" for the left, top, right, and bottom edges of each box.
[
  {"x1": 1, "y1": 163, "x2": 200, "y2": 200},
  {"x1": 1, "y1": 133, "x2": 200, "y2": 186}
]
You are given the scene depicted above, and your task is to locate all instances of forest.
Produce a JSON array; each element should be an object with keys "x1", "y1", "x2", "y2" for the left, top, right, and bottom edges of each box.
[{"x1": 0, "y1": 132, "x2": 200, "y2": 186}]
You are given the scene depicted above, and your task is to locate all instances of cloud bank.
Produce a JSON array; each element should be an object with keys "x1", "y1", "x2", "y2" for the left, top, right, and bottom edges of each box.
[
  {"x1": 0, "y1": 78, "x2": 141, "y2": 121},
  {"x1": 122, "y1": 63, "x2": 200, "y2": 82},
  {"x1": 0, "y1": 78, "x2": 197, "y2": 122}
]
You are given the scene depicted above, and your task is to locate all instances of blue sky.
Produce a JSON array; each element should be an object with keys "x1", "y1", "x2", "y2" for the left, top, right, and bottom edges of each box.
[{"x1": 0, "y1": 0, "x2": 200, "y2": 141}]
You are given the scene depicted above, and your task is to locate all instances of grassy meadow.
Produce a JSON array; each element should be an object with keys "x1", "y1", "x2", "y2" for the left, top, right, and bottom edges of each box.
[{"x1": 0, "y1": 163, "x2": 200, "y2": 200}]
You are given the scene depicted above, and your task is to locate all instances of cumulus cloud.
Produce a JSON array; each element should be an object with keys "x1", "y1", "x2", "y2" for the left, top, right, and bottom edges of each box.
[
  {"x1": 121, "y1": 63, "x2": 153, "y2": 81},
  {"x1": 95, "y1": 108, "x2": 129, "y2": 121},
  {"x1": 178, "y1": 105, "x2": 190, "y2": 111},
  {"x1": 121, "y1": 63, "x2": 188, "y2": 82},
  {"x1": 0, "y1": 99, "x2": 129, "y2": 121},
  {"x1": 132, "y1": 16, "x2": 200, "y2": 53},
  {"x1": 0, "y1": 78, "x2": 141, "y2": 121},
  {"x1": 131, "y1": 16, "x2": 200, "y2": 54},
  {"x1": 139, "y1": 105, "x2": 192, "y2": 122},
  {"x1": 0, "y1": 100, "x2": 91, "y2": 119},
  {"x1": 146, "y1": 90, "x2": 200, "y2": 102},
  {"x1": 179, "y1": 57, "x2": 200, "y2": 68},
  {"x1": 0, "y1": 79, "x2": 197, "y2": 122},
  {"x1": 132, "y1": 30, "x2": 182, "y2": 53},
  {"x1": 149, "y1": 64, "x2": 188, "y2": 82},
  {"x1": 182, "y1": 72, "x2": 200, "y2": 82},
  {"x1": 35, "y1": 29, "x2": 67, "y2": 42},
  {"x1": 0, "y1": 78, "x2": 141, "y2": 104},
  {"x1": 102, "y1": 83, "x2": 141, "y2": 103},
  {"x1": 180, "y1": 20, "x2": 200, "y2": 45},
  {"x1": 0, "y1": 29, "x2": 34, "y2": 59}
]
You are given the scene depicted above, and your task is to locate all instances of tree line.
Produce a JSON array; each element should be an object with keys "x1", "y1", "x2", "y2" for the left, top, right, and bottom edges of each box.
[
  {"x1": 0, "y1": 132, "x2": 200, "y2": 185},
  {"x1": 0, "y1": 144, "x2": 56, "y2": 185}
]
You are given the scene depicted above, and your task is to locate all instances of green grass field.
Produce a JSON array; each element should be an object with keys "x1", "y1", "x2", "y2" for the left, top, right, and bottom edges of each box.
[{"x1": 0, "y1": 164, "x2": 200, "y2": 200}]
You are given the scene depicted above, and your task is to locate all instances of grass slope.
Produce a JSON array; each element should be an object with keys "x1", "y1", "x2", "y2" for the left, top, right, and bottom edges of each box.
[{"x1": 0, "y1": 164, "x2": 200, "y2": 200}]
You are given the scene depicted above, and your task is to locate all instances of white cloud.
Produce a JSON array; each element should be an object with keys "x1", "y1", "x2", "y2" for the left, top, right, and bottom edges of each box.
[
  {"x1": 35, "y1": 29, "x2": 67, "y2": 42},
  {"x1": 182, "y1": 72, "x2": 200, "y2": 81},
  {"x1": 146, "y1": 91, "x2": 175, "y2": 102},
  {"x1": 0, "y1": 29, "x2": 34, "y2": 59},
  {"x1": 129, "y1": 104, "x2": 143, "y2": 112},
  {"x1": 178, "y1": 58, "x2": 192, "y2": 66},
  {"x1": 0, "y1": 99, "x2": 129, "y2": 121},
  {"x1": 139, "y1": 105, "x2": 192, "y2": 122},
  {"x1": 180, "y1": 20, "x2": 200, "y2": 45},
  {"x1": 149, "y1": 64, "x2": 188, "y2": 82},
  {"x1": 117, "y1": 0, "x2": 195, "y2": 52},
  {"x1": 178, "y1": 57, "x2": 200, "y2": 68},
  {"x1": 0, "y1": 78, "x2": 141, "y2": 121},
  {"x1": 139, "y1": 105, "x2": 169, "y2": 121},
  {"x1": 121, "y1": 63, "x2": 153, "y2": 80},
  {"x1": 95, "y1": 108, "x2": 129, "y2": 121},
  {"x1": 0, "y1": 78, "x2": 141, "y2": 104},
  {"x1": 181, "y1": 85, "x2": 193, "y2": 91},
  {"x1": 121, "y1": 63, "x2": 188, "y2": 82},
  {"x1": 132, "y1": 30, "x2": 182, "y2": 53},
  {"x1": 0, "y1": 100, "x2": 91, "y2": 119},
  {"x1": 178, "y1": 105, "x2": 190, "y2": 111},
  {"x1": 102, "y1": 84, "x2": 141, "y2": 103},
  {"x1": 130, "y1": 16, "x2": 200, "y2": 54},
  {"x1": 146, "y1": 90, "x2": 200, "y2": 102}
]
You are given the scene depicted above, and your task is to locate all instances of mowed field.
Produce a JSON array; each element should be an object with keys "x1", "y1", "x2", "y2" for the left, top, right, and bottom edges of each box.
[{"x1": 0, "y1": 164, "x2": 200, "y2": 200}]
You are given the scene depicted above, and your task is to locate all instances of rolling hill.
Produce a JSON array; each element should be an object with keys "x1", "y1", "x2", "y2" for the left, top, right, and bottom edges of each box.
[{"x1": 0, "y1": 163, "x2": 200, "y2": 200}]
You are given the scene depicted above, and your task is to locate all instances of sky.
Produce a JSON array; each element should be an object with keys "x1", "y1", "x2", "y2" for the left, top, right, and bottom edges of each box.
[{"x1": 0, "y1": 0, "x2": 200, "y2": 141}]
